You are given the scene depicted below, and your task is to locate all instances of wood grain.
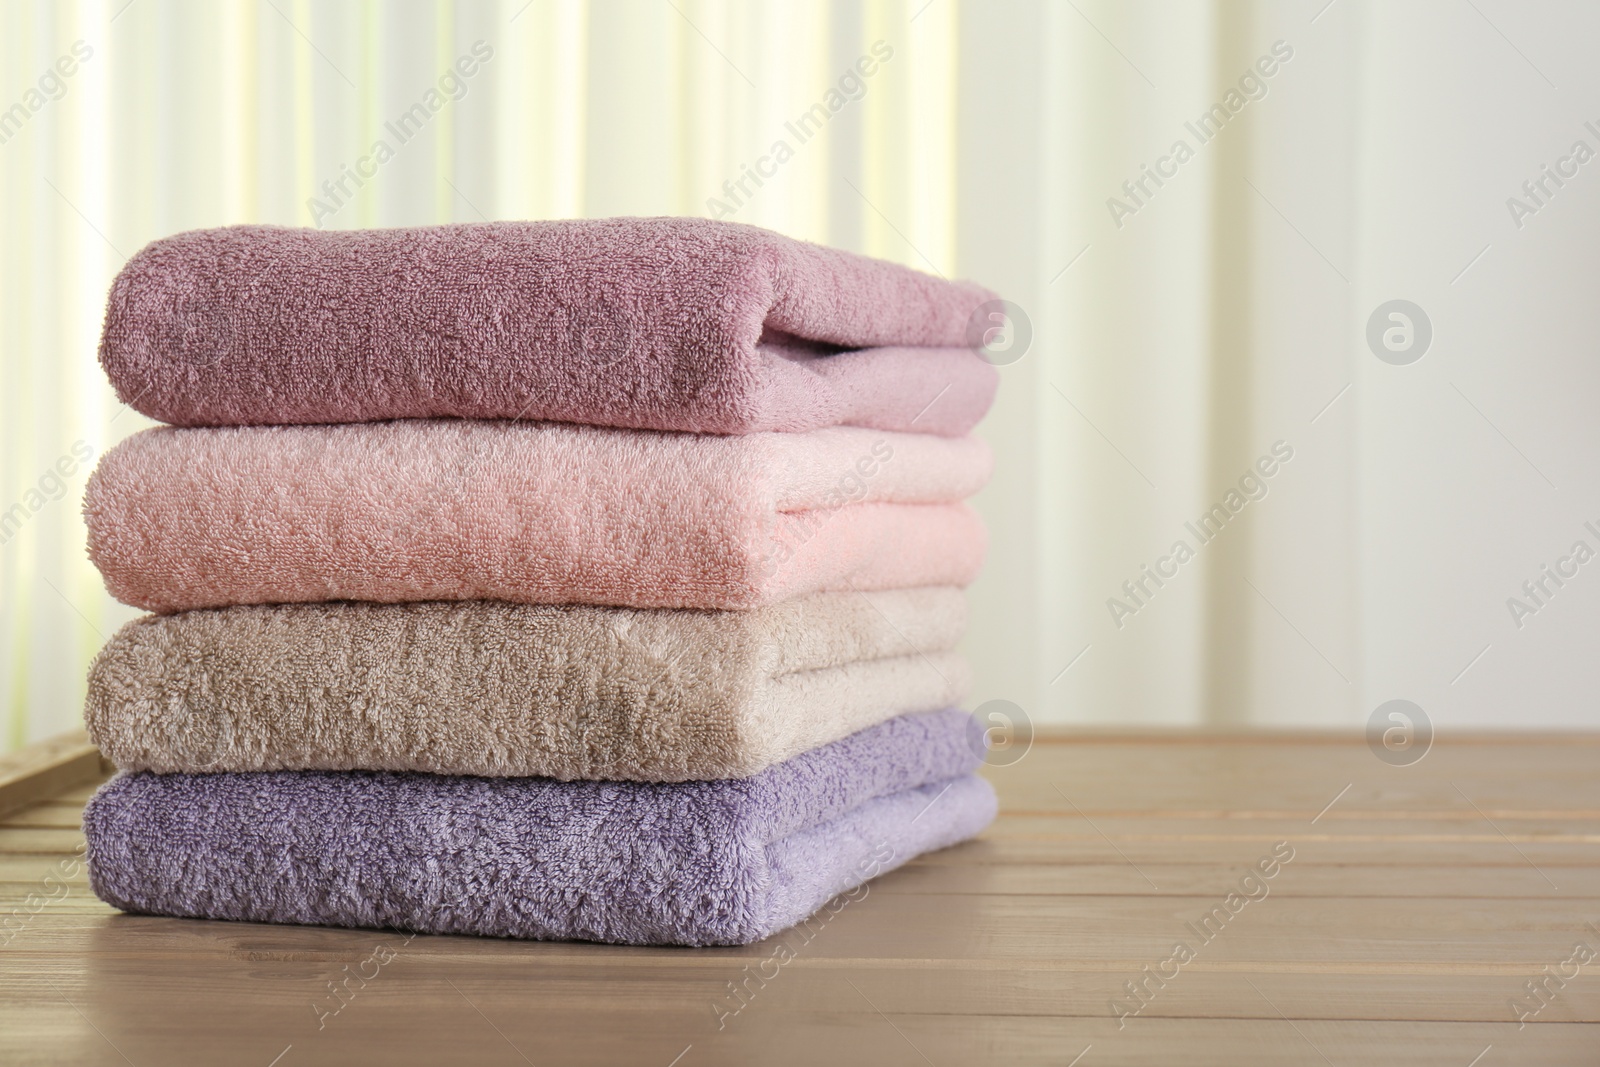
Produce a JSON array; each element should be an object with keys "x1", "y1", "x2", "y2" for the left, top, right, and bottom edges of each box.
[
  {"x1": 0, "y1": 731, "x2": 107, "y2": 821},
  {"x1": 1, "y1": 732, "x2": 1596, "y2": 1064}
]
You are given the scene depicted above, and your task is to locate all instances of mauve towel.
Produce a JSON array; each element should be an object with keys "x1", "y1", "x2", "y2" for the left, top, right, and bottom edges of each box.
[
  {"x1": 86, "y1": 420, "x2": 990, "y2": 614},
  {"x1": 86, "y1": 588, "x2": 969, "y2": 781},
  {"x1": 99, "y1": 219, "x2": 999, "y2": 436},
  {"x1": 83, "y1": 710, "x2": 997, "y2": 946}
]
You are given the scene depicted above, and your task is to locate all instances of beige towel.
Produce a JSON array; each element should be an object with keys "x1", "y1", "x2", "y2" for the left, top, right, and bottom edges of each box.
[{"x1": 86, "y1": 588, "x2": 968, "y2": 782}]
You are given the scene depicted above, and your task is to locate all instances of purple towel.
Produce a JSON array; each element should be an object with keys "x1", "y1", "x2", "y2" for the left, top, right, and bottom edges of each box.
[
  {"x1": 99, "y1": 218, "x2": 999, "y2": 436},
  {"x1": 82, "y1": 710, "x2": 996, "y2": 946}
]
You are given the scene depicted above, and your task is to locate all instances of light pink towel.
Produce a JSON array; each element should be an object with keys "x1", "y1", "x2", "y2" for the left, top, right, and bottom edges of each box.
[
  {"x1": 99, "y1": 218, "x2": 999, "y2": 435},
  {"x1": 86, "y1": 421, "x2": 990, "y2": 614}
]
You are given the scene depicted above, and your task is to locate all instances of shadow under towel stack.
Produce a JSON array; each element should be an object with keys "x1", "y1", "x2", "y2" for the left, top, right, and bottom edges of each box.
[{"x1": 79, "y1": 217, "x2": 1001, "y2": 946}]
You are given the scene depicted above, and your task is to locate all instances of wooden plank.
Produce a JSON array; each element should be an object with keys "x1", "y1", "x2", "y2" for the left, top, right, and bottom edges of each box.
[
  {"x1": 0, "y1": 732, "x2": 107, "y2": 822},
  {"x1": 7, "y1": 891, "x2": 1597, "y2": 967},
  {"x1": 0, "y1": 828, "x2": 85, "y2": 855},
  {"x1": 1, "y1": 945, "x2": 1597, "y2": 1034},
  {"x1": 939, "y1": 834, "x2": 1600, "y2": 867},
  {"x1": 990, "y1": 744, "x2": 1600, "y2": 811},
  {"x1": 989, "y1": 813, "x2": 1600, "y2": 838},
  {"x1": 1, "y1": 802, "x2": 90, "y2": 830},
  {"x1": 47, "y1": 783, "x2": 109, "y2": 807},
  {"x1": 881, "y1": 858, "x2": 1600, "y2": 898},
  {"x1": 0, "y1": 990, "x2": 1593, "y2": 1067}
]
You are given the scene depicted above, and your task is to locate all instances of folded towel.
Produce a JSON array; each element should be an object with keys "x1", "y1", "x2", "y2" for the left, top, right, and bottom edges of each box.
[
  {"x1": 86, "y1": 420, "x2": 990, "y2": 614},
  {"x1": 99, "y1": 218, "x2": 999, "y2": 436},
  {"x1": 86, "y1": 588, "x2": 968, "y2": 781},
  {"x1": 83, "y1": 709, "x2": 996, "y2": 946}
]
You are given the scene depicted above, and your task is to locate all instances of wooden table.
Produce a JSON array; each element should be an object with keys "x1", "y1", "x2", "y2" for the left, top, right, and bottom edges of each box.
[{"x1": 1, "y1": 732, "x2": 1596, "y2": 1065}]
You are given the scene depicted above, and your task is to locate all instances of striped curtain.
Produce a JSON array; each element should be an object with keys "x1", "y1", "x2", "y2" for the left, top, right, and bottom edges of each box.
[
  {"x1": 0, "y1": 0, "x2": 965, "y2": 751},
  {"x1": 7, "y1": 0, "x2": 1591, "y2": 753}
]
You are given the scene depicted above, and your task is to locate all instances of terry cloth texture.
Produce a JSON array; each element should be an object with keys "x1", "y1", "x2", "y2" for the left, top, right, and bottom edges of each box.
[
  {"x1": 85, "y1": 588, "x2": 970, "y2": 781},
  {"x1": 83, "y1": 710, "x2": 997, "y2": 946},
  {"x1": 99, "y1": 218, "x2": 999, "y2": 436},
  {"x1": 86, "y1": 420, "x2": 990, "y2": 614}
]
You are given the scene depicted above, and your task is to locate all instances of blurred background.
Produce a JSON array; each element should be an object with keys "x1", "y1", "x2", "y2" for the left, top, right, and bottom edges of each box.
[{"x1": 3, "y1": 0, "x2": 1598, "y2": 754}]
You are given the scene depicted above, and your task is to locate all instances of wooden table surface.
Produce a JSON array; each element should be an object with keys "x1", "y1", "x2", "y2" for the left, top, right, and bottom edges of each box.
[{"x1": 1, "y1": 733, "x2": 1597, "y2": 1065}]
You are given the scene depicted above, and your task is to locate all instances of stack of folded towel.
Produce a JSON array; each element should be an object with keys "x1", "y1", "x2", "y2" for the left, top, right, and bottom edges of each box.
[{"x1": 78, "y1": 218, "x2": 1001, "y2": 946}]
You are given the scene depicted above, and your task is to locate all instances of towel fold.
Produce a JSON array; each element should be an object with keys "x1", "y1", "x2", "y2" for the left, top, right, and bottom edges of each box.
[
  {"x1": 86, "y1": 420, "x2": 990, "y2": 614},
  {"x1": 83, "y1": 710, "x2": 996, "y2": 946},
  {"x1": 99, "y1": 218, "x2": 999, "y2": 435},
  {"x1": 86, "y1": 588, "x2": 968, "y2": 781}
]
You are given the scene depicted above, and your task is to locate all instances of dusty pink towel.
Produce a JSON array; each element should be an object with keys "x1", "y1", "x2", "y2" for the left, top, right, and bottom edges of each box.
[
  {"x1": 86, "y1": 420, "x2": 990, "y2": 614},
  {"x1": 99, "y1": 218, "x2": 999, "y2": 435}
]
